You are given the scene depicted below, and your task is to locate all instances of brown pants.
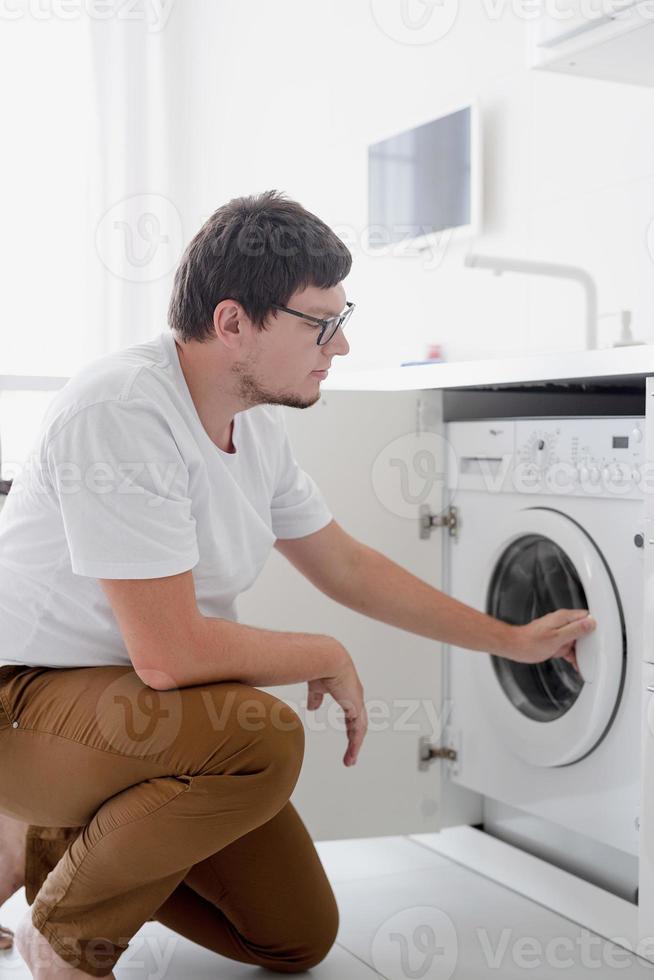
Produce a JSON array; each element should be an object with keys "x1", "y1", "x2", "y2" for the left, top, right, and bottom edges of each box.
[{"x1": 0, "y1": 663, "x2": 339, "y2": 977}]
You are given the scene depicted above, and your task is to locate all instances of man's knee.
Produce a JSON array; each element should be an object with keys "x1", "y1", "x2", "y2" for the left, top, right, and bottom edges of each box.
[
  {"x1": 205, "y1": 682, "x2": 305, "y2": 775},
  {"x1": 270, "y1": 899, "x2": 340, "y2": 973},
  {"x1": 248, "y1": 688, "x2": 305, "y2": 779},
  {"x1": 300, "y1": 905, "x2": 340, "y2": 971}
]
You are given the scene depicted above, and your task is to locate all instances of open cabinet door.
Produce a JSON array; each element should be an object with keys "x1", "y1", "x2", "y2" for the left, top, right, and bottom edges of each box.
[{"x1": 238, "y1": 387, "x2": 472, "y2": 841}]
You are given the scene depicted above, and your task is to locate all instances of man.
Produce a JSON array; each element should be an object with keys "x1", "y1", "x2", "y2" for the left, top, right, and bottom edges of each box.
[{"x1": 0, "y1": 190, "x2": 595, "y2": 978}]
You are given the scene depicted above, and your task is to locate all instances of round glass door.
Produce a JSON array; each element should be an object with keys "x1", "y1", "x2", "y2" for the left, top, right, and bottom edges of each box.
[
  {"x1": 475, "y1": 508, "x2": 625, "y2": 767},
  {"x1": 488, "y1": 534, "x2": 586, "y2": 723}
]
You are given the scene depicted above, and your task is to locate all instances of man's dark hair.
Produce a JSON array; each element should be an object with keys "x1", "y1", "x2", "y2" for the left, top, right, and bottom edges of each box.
[{"x1": 168, "y1": 190, "x2": 352, "y2": 343}]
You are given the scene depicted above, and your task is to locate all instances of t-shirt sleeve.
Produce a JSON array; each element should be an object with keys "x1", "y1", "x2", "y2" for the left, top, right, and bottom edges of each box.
[
  {"x1": 270, "y1": 410, "x2": 333, "y2": 539},
  {"x1": 45, "y1": 398, "x2": 199, "y2": 579}
]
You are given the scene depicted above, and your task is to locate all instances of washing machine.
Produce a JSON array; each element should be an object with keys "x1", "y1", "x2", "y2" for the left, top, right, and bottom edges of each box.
[{"x1": 444, "y1": 415, "x2": 645, "y2": 902}]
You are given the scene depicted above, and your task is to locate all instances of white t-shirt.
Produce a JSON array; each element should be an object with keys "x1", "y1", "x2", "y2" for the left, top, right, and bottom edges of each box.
[{"x1": 0, "y1": 329, "x2": 333, "y2": 670}]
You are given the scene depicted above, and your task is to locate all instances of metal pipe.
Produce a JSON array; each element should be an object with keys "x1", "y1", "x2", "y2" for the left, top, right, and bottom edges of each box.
[{"x1": 464, "y1": 253, "x2": 598, "y2": 350}]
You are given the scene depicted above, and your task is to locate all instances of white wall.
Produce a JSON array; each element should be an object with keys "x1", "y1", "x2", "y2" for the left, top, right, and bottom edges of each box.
[
  {"x1": 3, "y1": 0, "x2": 654, "y2": 385},
  {"x1": 164, "y1": 0, "x2": 654, "y2": 371}
]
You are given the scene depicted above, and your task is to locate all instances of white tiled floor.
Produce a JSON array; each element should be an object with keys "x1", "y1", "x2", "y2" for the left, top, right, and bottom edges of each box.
[{"x1": 1, "y1": 835, "x2": 652, "y2": 978}]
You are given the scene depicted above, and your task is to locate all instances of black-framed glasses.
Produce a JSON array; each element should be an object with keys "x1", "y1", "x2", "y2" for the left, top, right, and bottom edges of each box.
[{"x1": 271, "y1": 300, "x2": 355, "y2": 346}]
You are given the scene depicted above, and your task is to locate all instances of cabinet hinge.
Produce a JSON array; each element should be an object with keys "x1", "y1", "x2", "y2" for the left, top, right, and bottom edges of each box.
[
  {"x1": 419, "y1": 504, "x2": 459, "y2": 540},
  {"x1": 418, "y1": 735, "x2": 458, "y2": 771}
]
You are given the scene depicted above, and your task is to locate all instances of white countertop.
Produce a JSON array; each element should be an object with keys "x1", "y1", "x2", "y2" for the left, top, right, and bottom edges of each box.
[
  {"x1": 323, "y1": 344, "x2": 654, "y2": 391},
  {"x1": 2, "y1": 345, "x2": 654, "y2": 398}
]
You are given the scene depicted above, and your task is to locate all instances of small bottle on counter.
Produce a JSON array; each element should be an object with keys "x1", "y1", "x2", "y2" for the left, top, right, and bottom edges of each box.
[{"x1": 400, "y1": 343, "x2": 446, "y2": 367}]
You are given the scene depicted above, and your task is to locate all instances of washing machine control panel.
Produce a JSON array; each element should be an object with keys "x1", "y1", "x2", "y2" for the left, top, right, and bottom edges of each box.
[{"x1": 447, "y1": 417, "x2": 645, "y2": 498}]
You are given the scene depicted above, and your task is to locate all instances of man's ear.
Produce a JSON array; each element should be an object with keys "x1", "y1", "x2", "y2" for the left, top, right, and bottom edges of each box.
[{"x1": 213, "y1": 299, "x2": 244, "y2": 346}]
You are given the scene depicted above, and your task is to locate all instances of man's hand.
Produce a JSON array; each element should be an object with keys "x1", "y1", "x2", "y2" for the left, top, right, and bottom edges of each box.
[
  {"x1": 505, "y1": 608, "x2": 596, "y2": 672},
  {"x1": 306, "y1": 651, "x2": 368, "y2": 768}
]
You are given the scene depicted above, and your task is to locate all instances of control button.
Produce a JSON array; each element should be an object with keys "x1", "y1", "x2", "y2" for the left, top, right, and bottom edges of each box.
[
  {"x1": 578, "y1": 465, "x2": 589, "y2": 482},
  {"x1": 611, "y1": 463, "x2": 630, "y2": 484},
  {"x1": 544, "y1": 463, "x2": 576, "y2": 491},
  {"x1": 589, "y1": 467, "x2": 600, "y2": 483},
  {"x1": 601, "y1": 463, "x2": 629, "y2": 485},
  {"x1": 632, "y1": 427, "x2": 643, "y2": 444},
  {"x1": 522, "y1": 465, "x2": 540, "y2": 486}
]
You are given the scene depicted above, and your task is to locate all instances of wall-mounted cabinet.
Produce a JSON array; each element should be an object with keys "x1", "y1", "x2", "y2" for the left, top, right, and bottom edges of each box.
[{"x1": 530, "y1": 1, "x2": 654, "y2": 87}]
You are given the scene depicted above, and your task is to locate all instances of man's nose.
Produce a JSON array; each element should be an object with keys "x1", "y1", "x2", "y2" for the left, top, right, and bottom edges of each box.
[{"x1": 327, "y1": 325, "x2": 350, "y2": 356}]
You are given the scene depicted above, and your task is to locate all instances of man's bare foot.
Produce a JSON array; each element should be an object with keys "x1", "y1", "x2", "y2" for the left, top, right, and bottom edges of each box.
[
  {"x1": 15, "y1": 908, "x2": 116, "y2": 979},
  {"x1": 0, "y1": 811, "x2": 28, "y2": 949}
]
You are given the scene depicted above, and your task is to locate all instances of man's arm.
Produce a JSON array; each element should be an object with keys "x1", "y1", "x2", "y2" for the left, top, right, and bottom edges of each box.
[
  {"x1": 99, "y1": 571, "x2": 368, "y2": 766},
  {"x1": 273, "y1": 520, "x2": 596, "y2": 664},
  {"x1": 99, "y1": 570, "x2": 348, "y2": 691}
]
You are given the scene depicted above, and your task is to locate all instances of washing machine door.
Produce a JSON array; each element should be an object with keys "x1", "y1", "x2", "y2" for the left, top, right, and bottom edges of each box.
[{"x1": 478, "y1": 507, "x2": 626, "y2": 767}]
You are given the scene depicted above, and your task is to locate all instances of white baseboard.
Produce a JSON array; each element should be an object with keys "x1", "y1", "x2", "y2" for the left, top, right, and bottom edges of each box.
[{"x1": 409, "y1": 826, "x2": 641, "y2": 954}]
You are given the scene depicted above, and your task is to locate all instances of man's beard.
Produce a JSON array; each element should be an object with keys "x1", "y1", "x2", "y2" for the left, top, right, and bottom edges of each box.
[{"x1": 231, "y1": 357, "x2": 320, "y2": 411}]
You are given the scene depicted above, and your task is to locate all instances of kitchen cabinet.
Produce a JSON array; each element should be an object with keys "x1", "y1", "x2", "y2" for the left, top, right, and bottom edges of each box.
[
  {"x1": 238, "y1": 349, "x2": 654, "y2": 963},
  {"x1": 530, "y1": 0, "x2": 654, "y2": 87}
]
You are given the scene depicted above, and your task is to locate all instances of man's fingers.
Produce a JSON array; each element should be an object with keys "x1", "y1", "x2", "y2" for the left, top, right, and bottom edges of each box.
[
  {"x1": 306, "y1": 686, "x2": 324, "y2": 710},
  {"x1": 548, "y1": 608, "x2": 591, "y2": 627},
  {"x1": 345, "y1": 728, "x2": 362, "y2": 766},
  {"x1": 344, "y1": 707, "x2": 367, "y2": 767},
  {"x1": 560, "y1": 648, "x2": 580, "y2": 672},
  {"x1": 556, "y1": 614, "x2": 596, "y2": 643}
]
